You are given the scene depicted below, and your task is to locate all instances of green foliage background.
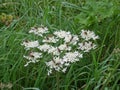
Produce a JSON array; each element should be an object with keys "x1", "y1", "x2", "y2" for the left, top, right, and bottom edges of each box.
[{"x1": 0, "y1": 0, "x2": 120, "y2": 90}]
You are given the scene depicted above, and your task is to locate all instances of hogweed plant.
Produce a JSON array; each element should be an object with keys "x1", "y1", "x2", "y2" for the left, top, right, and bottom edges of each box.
[{"x1": 21, "y1": 25, "x2": 99, "y2": 75}]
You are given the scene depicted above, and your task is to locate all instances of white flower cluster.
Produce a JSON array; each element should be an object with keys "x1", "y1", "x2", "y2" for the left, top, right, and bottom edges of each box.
[
  {"x1": 29, "y1": 26, "x2": 48, "y2": 36},
  {"x1": 21, "y1": 25, "x2": 99, "y2": 75},
  {"x1": 81, "y1": 30, "x2": 99, "y2": 40},
  {"x1": 24, "y1": 52, "x2": 42, "y2": 67},
  {"x1": 53, "y1": 30, "x2": 79, "y2": 45},
  {"x1": 46, "y1": 51, "x2": 83, "y2": 75},
  {"x1": 42, "y1": 36, "x2": 58, "y2": 43},
  {"x1": 21, "y1": 40, "x2": 39, "y2": 50},
  {"x1": 79, "y1": 41, "x2": 96, "y2": 52}
]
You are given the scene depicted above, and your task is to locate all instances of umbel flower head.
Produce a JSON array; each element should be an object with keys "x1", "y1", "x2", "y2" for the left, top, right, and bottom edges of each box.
[
  {"x1": 21, "y1": 40, "x2": 39, "y2": 50},
  {"x1": 21, "y1": 25, "x2": 99, "y2": 75},
  {"x1": 81, "y1": 30, "x2": 99, "y2": 40}
]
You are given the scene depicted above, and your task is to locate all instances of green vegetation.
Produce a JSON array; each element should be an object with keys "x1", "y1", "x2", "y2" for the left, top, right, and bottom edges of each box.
[{"x1": 0, "y1": 0, "x2": 120, "y2": 90}]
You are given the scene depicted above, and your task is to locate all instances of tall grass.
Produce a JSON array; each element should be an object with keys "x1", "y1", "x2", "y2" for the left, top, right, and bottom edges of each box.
[{"x1": 0, "y1": 0, "x2": 120, "y2": 90}]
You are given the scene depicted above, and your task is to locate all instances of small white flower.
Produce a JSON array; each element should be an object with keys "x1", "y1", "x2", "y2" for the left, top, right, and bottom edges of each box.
[
  {"x1": 70, "y1": 35, "x2": 79, "y2": 45},
  {"x1": 58, "y1": 44, "x2": 71, "y2": 51},
  {"x1": 24, "y1": 52, "x2": 42, "y2": 60},
  {"x1": 62, "y1": 67, "x2": 67, "y2": 73},
  {"x1": 24, "y1": 61, "x2": 32, "y2": 67},
  {"x1": 81, "y1": 30, "x2": 99, "y2": 41},
  {"x1": 63, "y1": 51, "x2": 82, "y2": 63},
  {"x1": 53, "y1": 56, "x2": 62, "y2": 64},
  {"x1": 48, "y1": 47, "x2": 60, "y2": 55},
  {"x1": 78, "y1": 41, "x2": 96, "y2": 52},
  {"x1": 29, "y1": 26, "x2": 48, "y2": 36},
  {"x1": 24, "y1": 52, "x2": 42, "y2": 66},
  {"x1": 38, "y1": 44, "x2": 51, "y2": 52},
  {"x1": 42, "y1": 36, "x2": 59, "y2": 43},
  {"x1": 30, "y1": 52, "x2": 42, "y2": 58},
  {"x1": 46, "y1": 60, "x2": 55, "y2": 69},
  {"x1": 64, "y1": 34, "x2": 72, "y2": 43},
  {"x1": 54, "y1": 30, "x2": 71, "y2": 39},
  {"x1": 29, "y1": 27, "x2": 37, "y2": 34},
  {"x1": 54, "y1": 66, "x2": 61, "y2": 71},
  {"x1": 21, "y1": 40, "x2": 39, "y2": 50},
  {"x1": 58, "y1": 44, "x2": 67, "y2": 50},
  {"x1": 64, "y1": 63, "x2": 70, "y2": 66},
  {"x1": 47, "y1": 69, "x2": 52, "y2": 76}
]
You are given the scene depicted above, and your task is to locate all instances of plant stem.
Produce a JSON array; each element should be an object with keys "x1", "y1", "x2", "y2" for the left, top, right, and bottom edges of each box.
[{"x1": 56, "y1": 72, "x2": 60, "y2": 90}]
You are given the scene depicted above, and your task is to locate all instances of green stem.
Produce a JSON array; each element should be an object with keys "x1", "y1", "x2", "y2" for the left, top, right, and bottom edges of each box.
[{"x1": 56, "y1": 72, "x2": 60, "y2": 90}]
